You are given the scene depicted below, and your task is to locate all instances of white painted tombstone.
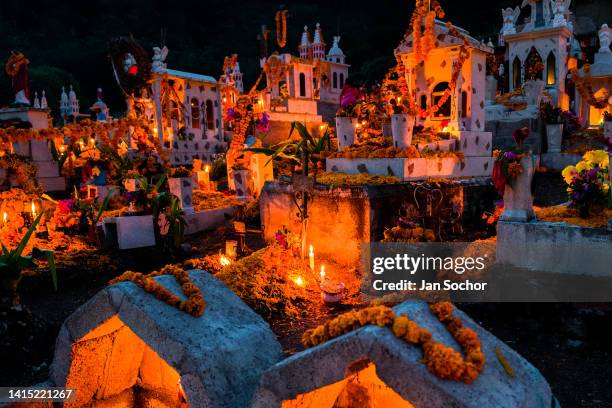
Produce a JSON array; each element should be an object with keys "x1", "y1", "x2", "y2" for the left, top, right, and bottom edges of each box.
[
  {"x1": 546, "y1": 123, "x2": 564, "y2": 153},
  {"x1": 523, "y1": 80, "x2": 545, "y2": 106},
  {"x1": 104, "y1": 215, "x2": 156, "y2": 250},
  {"x1": 169, "y1": 177, "x2": 194, "y2": 213},
  {"x1": 500, "y1": 155, "x2": 538, "y2": 222},
  {"x1": 391, "y1": 113, "x2": 414, "y2": 148},
  {"x1": 233, "y1": 169, "x2": 253, "y2": 200},
  {"x1": 335, "y1": 116, "x2": 357, "y2": 151}
]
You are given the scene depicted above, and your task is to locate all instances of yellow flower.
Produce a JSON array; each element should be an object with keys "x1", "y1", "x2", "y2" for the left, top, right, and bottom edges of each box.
[
  {"x1": 562, "y1": 165, "x2": 577, "y2": 184},
  {"x1": 583, "y1": 150, "x2": 609, "y2": 168},
  {"x1": 576, "y1": 160, "x2": 591, "y2": 173},
  {"x1": 603, "y1": 183, "x2": 610, "y2": 193}
]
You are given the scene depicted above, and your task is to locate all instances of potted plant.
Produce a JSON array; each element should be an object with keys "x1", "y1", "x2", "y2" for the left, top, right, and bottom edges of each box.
[
  {"x1": 540, "y1": 102, "x2": 564, "y2": 153},
  {"x1": 335, "y1": 84, "x2": 362, "y2": 151},
  {"x1": 168, "y1": 166, "x2": 194, "y2": 213},
  {"x1": 561, "y1": 150, "x2": 610, "y2": 218},
  {"x1": 493, "y1": 128, "x2": 537, "y2": 222},
  {"x1": 389, "y1": 98, "x2": 415, "y2": 148}
]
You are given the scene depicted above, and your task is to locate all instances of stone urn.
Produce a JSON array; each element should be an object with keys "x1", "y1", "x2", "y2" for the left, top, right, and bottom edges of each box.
[
  {"x1": 391, "y1": 113, "x2": 414, "y2": 148},
  {"x1": 605, "y1": 121, "x2": 612, "y2": 142},
  {"x1": 500, "y1": 155, "x2": 539, "y2": 222},
  {"x1": 546, "y1": 123, "x2": 564, "y2": 153},
  {"x1": 335, "y1": 116, "x2": 357, "y2": 151},
  {"x1": 123, "y1": 178, "x2": 138, "y2": 192},
  {"x1": 168, "y1": 177, "x2": 194, "y2": 213},
  {"x1": 524, "y1": 79, "x2": 545, "y2": 106},
  {"x1": 232, "y1": 169, "x2": 252, "y2": 201}
]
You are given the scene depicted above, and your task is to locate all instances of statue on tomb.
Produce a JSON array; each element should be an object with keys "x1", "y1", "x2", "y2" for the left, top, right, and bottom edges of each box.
[
  {"x1": 501, "y1": 7, "x2": 521, "y2": 35},
  {"x1": 551, "y1": 0, "x2": 571, "y2": 27},
  {"x1": 5, "y1": 51, "x2": 31, "y2": 106},
  {"x1": 151, "y1": 46, "x2": 169, "y2": 74},
  {"x1": 123, "y1": 53, "x2": 137, "y2": 75},
  {"x1": 599, "y1": 24, "x2": 612, "y2": 53}
]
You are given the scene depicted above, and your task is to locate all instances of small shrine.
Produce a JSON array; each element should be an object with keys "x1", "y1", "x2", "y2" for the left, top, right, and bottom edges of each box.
[
  {"x1": 501, "y1": 0, "x2": 574, "y2": 110},
  {"x1": 122, "y1": 45, "x2": 225, "y2": 165}
]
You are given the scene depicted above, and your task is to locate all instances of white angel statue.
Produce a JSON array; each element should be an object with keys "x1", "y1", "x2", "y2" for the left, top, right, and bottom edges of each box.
[
  {"x1": 152, "y1": 46, "x2": 169, "y2": 74},
  {"x1": 501, "y1": 7, "x2": 521, "y2": 35},
  {"x1": 551, "y1": 0, "x2": 571, "y2": 27}
]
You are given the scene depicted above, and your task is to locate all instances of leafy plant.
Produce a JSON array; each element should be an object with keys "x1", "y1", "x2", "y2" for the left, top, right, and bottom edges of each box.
[
  {"x1": 170, "y1": 166, "x2": 192, "y2": 178},
  {"x1": 49, "y1": 139, "x2": 81, "y2": 170},
  {"x1": 539, "y1": 102, "x2": 563, "y2": 124},
  {"x1": 0, "y1": 211, "x2": 57, "y2": 306},
  {"x1": 244, "y1": 121, "x2": 331, "y2": 175}
]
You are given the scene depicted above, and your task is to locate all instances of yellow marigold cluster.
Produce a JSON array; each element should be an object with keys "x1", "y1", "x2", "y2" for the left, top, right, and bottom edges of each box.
[{"x1": 110, "y1": 264, "x2": 205, "y2": 317}]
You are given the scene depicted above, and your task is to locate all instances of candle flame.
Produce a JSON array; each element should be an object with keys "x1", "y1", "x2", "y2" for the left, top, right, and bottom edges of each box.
[
  {"x1": 320, "y1": 264, "x2": 326, "y2": 280},
  {"x1": 2, "y1": 212, "x2": 6, "y2": 223},
  {"x1": 220, "y1": 254, "x2": 232, "y2": 266},
  {"x1": 205, "y1": 165, "x2": 210, "y2": 173},
  {"x1": 309, "y1": 245, "x2": 314, "y2": 256},
  {"x1": 31, "y1": 201, "x2": 36, "y2": 215},
  {"x1": 293, "y1": 276, "x2": 305, "y2": 287}
]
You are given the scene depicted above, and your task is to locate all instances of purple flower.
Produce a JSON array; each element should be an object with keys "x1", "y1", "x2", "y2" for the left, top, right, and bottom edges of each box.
[{"x1": 503, "y1": 151, "x2": 518, "y2": 160}]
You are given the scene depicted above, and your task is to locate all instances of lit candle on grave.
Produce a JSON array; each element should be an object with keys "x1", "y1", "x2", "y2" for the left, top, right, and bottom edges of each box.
[
  {"x1": 320, "y1": 264, "x2": 326, "y2": 282},
  {"x1": 31, "y1": 201, "x2": 37, "y2": 219},
  {"x1": 309, "y1": 245, "x2": 315, "y2": 271},
  {"x1": 2, "y1": 212, "x2": 7, "y2": 225},
  {"x1": 293, "y1": 276, "x2": 305, "y2": 287}
]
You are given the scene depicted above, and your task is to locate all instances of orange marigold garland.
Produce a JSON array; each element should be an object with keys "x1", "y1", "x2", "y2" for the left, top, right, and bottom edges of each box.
[
  {"x1": 302, "y1": 302, "x2": 485, "y2": 384},
  {"x1": 109, "y1": 265, "x2": 205, "y2": 317},
  {"x1": 275, "y1": 10, "x2": 289, "y2": 48},
  {"x1": 571, "y1": 65, "x2": 609, "y2": 109}
]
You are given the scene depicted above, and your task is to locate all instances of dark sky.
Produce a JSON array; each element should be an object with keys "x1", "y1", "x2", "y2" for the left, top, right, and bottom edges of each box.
[{"x1": 0, "y1": 0, "x2": 609, "y2": 118}]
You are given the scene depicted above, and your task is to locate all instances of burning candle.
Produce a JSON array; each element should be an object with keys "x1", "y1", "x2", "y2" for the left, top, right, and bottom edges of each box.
[
  {"x1": 219, "y1": 254, "x2": 232, "y2": 266},
  {"x1": 320, "y1": 264, "x2": 326, "y2": 282},
  {"x1": 31, "y1": 201, "x2": 36, "y2": 219},
  {"x1": 293, "y1": 276, "x2": 305, "y2": 287},
  {"x1": 309, "y1": 245, "x2": 315, "y2": 271},
  {"x1": 2, "y1": 212, "x2": 7, "y2": 225}
]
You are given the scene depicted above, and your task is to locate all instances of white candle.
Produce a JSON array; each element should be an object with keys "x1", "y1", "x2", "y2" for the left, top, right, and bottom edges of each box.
[
  {"x1": 309, "y1": 245, "x2": 315, "y2": 271},
  {"x1": 2, "y1": 212, "x2": 7, "y2": 225},
  {"x1": 31, "y1": 201, "x2": 36, "y2": 219},
  {"x1": 320, "y1": 264, "x2": 326, "y2": 282}
]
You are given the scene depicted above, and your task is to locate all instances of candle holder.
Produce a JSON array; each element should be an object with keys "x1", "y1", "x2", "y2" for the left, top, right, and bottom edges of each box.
[{"x1": 320, "y1": 280, "x2": 346, "y2": 304}]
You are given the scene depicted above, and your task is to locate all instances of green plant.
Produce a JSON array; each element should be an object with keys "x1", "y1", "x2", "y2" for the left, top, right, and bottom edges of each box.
[
  {"x1": 170, "y1": 166, "x2": 192, "y2": 178},
  {"x1": 539, "y1": 102, "x2": 563, "y2": 124},
  {"x1": 245, "y1": 122, "x2": 331, "y2": 175},
  {"x1": 98, "y1": 143, "x2": 134, "y2": 183},
  {"x1": 49, "y1": 139, "x2": 81, "y2": 170},
  {"x1": 0, "y1": 212, "x2": 57, "y2": 306}
]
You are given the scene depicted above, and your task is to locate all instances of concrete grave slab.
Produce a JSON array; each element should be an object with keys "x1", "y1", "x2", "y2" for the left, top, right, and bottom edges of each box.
[
  {"x1": 49, "y1": 270, "x2": 282, "y2": 408},
  {"x1": 252, "y1": 300, "x2": 553, "y2": 408}
]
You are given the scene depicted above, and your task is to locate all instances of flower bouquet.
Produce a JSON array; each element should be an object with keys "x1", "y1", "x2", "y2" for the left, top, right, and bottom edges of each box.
[
  {"x1": 561, "y1": 150, "x2": 610, "y2": 218},
  {"x1": 492, "y1": 127, "x2": 530, "y2": 196}
]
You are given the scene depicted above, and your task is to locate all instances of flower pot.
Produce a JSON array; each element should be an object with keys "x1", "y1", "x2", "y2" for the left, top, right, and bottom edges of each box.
[
  {"x1": 500, "y1": 155, "x2": 539, "y2": 222},
  {"x1": 546, "y1": 123, "x2": 564, "y2": 153},
  {"x1": 123, "y1": 178, "x2": 138, "y2": 192},
  {"x1": 335, "y1": 116, "x2": 357, "y2": 151},
  {"x1": 524, "y1": 80, "x2": 544, "y2": 106},
  {"x1": 391, "y1": 113, "x2": 414, "y2": 148},
  {"x1": 168, "y1": 177, "x2": 194, "y2": 213}
]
